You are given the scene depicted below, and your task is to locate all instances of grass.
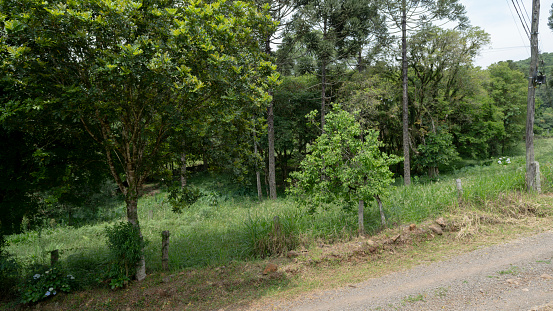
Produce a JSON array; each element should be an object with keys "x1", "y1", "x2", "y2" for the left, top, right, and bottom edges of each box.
[
  {"x1": 497, "y1": 265, "x2": 520, "y2": 275},
  {"x1": 403, "y1": 293, "x2": 425, "y2": 303},
  {"x1": 3, "y1": 138, "x2": 553, "y2": 309}
]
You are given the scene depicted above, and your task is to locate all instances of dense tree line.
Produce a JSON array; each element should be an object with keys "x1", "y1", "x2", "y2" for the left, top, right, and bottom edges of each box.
[{"x1": 0, "y1": 0, "x2": 546, "y2": 279}]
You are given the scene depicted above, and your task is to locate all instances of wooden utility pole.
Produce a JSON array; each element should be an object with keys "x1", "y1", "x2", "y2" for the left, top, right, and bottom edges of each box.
[{"x1": 526, "y1": 0, "x2": 540, "y2": 192}]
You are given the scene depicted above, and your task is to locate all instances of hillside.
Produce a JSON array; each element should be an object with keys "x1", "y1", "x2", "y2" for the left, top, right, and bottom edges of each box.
[{"x1": 513, "y1": 51, "x2": 553, "y2": 75}]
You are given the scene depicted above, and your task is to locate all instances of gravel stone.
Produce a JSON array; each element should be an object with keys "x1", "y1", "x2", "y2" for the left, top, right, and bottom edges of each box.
[{"x1": 251, "y1": 231, "x2": 553, "y2": 311}]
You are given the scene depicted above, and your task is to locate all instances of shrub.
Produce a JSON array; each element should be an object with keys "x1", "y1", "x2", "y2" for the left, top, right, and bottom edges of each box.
[
  {"x1": 242, "y1": 214, "x2": 299, "y2": 258},
  {"x1": 168, "y1": 185, "x2": 202, "y2": 213},
  {"x1": 104, "y1": 221, "x2": 146, "y2": 288},
  {"x1": 20, "y1": 265, "x2": 75, "y2": 304}
]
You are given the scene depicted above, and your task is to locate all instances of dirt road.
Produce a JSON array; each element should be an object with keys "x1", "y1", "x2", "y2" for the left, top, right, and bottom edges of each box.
[{"x1": 254, "y1": 231, "x2": 553, "y2": 311}]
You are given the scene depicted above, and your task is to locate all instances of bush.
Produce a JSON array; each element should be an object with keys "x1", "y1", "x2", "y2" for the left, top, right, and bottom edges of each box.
[
  {"x1": 104, "y1": 221, "x2": 146, "y2": 288},
  {"x1": 242, "y1": 214, "x2": 299, "y2": 258},
  {"x1": 168, "y1": 185, "x2": 203, "y2": 213},
  {"x1": 19, "y1": 265, "x2": 75, "y2": 304}
]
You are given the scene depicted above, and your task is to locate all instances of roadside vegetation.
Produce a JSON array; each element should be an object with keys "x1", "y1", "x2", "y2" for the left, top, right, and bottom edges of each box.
[
  {"x1": 1, "y1": 138, "x2": 553, "y2": 310},
  {"x1": 4, "y1": 0, "x2": 553, "y2": 310}
]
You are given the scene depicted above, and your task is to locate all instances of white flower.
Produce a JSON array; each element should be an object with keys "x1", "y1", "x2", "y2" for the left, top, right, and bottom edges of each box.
[
  {"x1": 498, "y1": 160, "x2": 502, "y2": 164},
  {"x1": 67, "y1": 274, "x2": 75, "y2": 280},
  {"x1": 506, "y1": 158, "x2": 511, "y2": 163},
  {"x1": 33, "y1": 274, "x2": 41, "y2": 279},
  {"x1": 49, "y1": 287, "x2": 53, "y2": 291},
  {"x1": 44, "y1": 291, "x2": 51, "y2": 297}
]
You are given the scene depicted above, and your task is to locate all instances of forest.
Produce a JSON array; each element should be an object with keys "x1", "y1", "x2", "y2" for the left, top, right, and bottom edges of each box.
[{"x1": 1, "y1": 0, "x2": 553, "y2": 307}]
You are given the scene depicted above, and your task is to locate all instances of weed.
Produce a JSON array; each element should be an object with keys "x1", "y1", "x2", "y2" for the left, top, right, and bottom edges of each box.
[
  {"x1": 434, "y1": 287, "x2": 448, "y2": 298},
  {"x1": 403, "y1": 293, "x2": 425, "y2": 303},
  {"x1": 537, "y1": 260, "x2": 552, "y2": 264},
  {"x1": 497, "y1": 265, "x2": 519, "y2": 275}
]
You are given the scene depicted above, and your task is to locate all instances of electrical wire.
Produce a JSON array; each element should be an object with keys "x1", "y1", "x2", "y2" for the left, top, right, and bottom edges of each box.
[
  {"x1": 505, "y1": 0, "x2": 531, "y2": 57},
  {"x1": 514, "y1": 0, "x2": 532, "y2": 31},
  {"x1": 510, "y1": 0, "x2": 531, "y2": 39}
]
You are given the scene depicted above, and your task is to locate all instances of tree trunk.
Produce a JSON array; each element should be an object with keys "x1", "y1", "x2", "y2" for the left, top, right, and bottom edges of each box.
[
  {"x1": 161, "y1": 230, "x2": 170, "y2": 272},
  {"x1": 358, "y1": 200, "x2": 364, "y2": 236},
  {"x1": 125, "y1": 193, "x2": 146, "y2": 281},
  {"x1": 264, "y1": 33, "x2": 277, "y2": 200},
  {"x1": 375, "y1": 195, "x2": 386, "y2": 227},
  {"x1": 401, "y1": 1, "x2": 411, "y2": 186},
  {"x1": 180, "y1": 151, "x2": 187, "y2": 188},
  {"x1": 253, "y1": 132, "x2": 263, "y2": 201},
  {"x1": 267, "y1": 98, "x2": 277, "y2": 199}
]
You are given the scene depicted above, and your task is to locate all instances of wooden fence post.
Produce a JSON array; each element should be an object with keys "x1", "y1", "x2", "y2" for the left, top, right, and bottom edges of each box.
[
  {"x1": 529, "y1": 161, "x2": 541, "y2": 193},
  {"x1": 50, "y1": 249, "x2": 59, "y2": 266},
  {"x1": 456, "y1": 179, "x2": 463, "y2": 199},
  {"x1": 162, "y1": 230, "x2": 170, "y2": 271}
]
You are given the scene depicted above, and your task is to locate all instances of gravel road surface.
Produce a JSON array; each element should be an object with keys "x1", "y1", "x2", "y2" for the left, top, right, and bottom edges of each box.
[{"x1": 254, "y1": 231, "x2": 553, "y2": 311}]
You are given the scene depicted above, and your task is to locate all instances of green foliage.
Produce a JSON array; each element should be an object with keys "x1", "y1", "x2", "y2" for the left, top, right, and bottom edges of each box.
[
  {"x1": 5, "y1": 138, "x2": 553, "y2": 294},
  {"x1": 104, "y1": 222, "x2": 145, "y2": 283},
  {"x1": 486, "y1": 61, "x2": 528, "y2": 151},
  {"x1": 414, "y1": 128, "x2": 460, "y2": 178},
  {"x1": 242, "y1": 213, "x2": 299, "y2": 258},
  {"x1": 97, "y1": 264, "x2": 131, "y2": 290},
  {"x1": 168, "y1": 185, "x2": 203, "y2": 213},
  {"x1": 19, "y1": 265, "x2": 75, "y2": 304},
  {"x1": 288, "y1": 105, "x2": 401, "y2": 212},
  {"x1": 1, "y1": 0, "x2": 277, "y2": 241}
]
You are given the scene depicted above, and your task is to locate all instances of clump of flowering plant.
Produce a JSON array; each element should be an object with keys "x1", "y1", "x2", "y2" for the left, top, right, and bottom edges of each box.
[
  {"x1": 20, "y1": 266, "x2": 75, "y2": 304},
  {"x1": 498, "y1": 157, "x2": 511, "y2": 165}
]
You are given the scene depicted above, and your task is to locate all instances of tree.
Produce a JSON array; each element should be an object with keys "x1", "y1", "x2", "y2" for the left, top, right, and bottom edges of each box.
[
  {"x1": 486, "y1": 62, "x2": 528, "y2": 152},
  {"x1": 289, "y1": 0, "x2": 383, "y2": 129},
  {"x1": 287, "y1": 105, "x2": 400, "y2": 233},
  {"x1": 414, "y1": 127, "x2": 459, "y2": 178},
  {"x1": 255, "y1": 0, "x2": 298, "y2": 200},
  {"x1": 383, "y1": 0, "x2": 467, "y2": 185},
  {"x1": 2, "y1": 0, "x2": 276, "y2": 280},
  {"x1": 271, "y1": 74, "x2": 320, "y2": 183},
  {"x1": 406, "y1": 25, "x2": 489, "y2": 176}
]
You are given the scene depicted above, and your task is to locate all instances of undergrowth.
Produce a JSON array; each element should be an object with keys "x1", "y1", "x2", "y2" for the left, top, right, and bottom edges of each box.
[{"x1": 4, "y1": 139, "x2": 553, "y2": 299}]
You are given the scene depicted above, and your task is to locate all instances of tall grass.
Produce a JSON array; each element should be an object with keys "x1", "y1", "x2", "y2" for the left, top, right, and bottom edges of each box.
[{"x1": 5, "y1": 138, "x2": 553, "y2": 289}]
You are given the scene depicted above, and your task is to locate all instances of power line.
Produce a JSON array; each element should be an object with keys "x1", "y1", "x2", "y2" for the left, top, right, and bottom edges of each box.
[
  {"x1": 515, "y1": 0, "x2": 532, "y2": 30},
  {"x1": 505, "y1": 0, "x2": 531, "y2": 57},
  {"x1": 510, "y1": 0, "x2": 531, "y2": 39}
]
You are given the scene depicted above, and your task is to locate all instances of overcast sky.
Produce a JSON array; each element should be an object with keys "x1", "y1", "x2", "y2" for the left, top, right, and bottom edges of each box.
[{"x1": 461, "y1": 0, "x2": 553, "y2": 68}]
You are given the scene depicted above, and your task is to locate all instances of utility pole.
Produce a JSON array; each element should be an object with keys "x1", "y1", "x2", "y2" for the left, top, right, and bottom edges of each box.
[{"x1": 526, "y1": 0, "x2": 540, "y2": 192}]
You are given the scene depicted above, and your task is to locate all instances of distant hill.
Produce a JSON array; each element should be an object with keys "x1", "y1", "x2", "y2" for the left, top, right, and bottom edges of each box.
[
  {"x1": 513, "y1": 52, "x2": 553, "y2": 109},
  {"x1": 513, "y1": 52, "x2": 553, "y2": 75}
]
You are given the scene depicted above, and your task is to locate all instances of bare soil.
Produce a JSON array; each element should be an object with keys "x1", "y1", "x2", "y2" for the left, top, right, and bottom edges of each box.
[{"x1": 246, "y1": 231, "x2": 553, "y2": 311}]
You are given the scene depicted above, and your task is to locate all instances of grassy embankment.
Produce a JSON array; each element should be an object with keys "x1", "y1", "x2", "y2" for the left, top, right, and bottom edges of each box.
[{"x1": 4, "y1": 138, "x2": 553, "y2": 310}]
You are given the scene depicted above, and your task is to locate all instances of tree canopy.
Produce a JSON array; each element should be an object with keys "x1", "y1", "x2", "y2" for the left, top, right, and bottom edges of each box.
[{"x1": 1, "y1": 0, "x2": 278, "y2": 278}]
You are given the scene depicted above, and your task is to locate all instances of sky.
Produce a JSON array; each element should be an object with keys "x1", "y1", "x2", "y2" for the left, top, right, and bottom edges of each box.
[{"x1": 461, "y1": 0, "x2": 553, "y2": 68}]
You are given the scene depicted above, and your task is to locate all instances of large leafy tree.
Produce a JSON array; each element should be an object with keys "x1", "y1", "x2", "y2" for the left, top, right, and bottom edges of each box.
[
  {"x1": 2, "y1": 0, "x2": 276, "y2": 279},
  {"x1": 407, "y1": 25, "x2": 489, "y2": 176},
  {"x1": 486, "y1": 61, "x2": 528, "y2": 152},
  {"x1": 383, "y1": 0, "x2": 467, "y2": 185}
]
